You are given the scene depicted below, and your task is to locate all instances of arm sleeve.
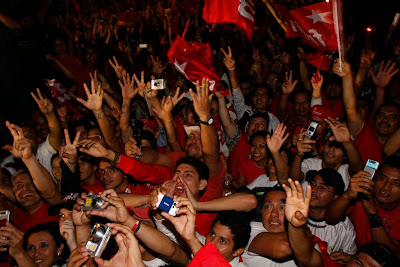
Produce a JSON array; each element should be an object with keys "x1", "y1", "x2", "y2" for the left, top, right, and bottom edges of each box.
[
  {"x1": 116, "y1": 154, "x2": 172, "y2": 184},
  {"x1": 232, "y1": 87, "x2": 251, "y2": 120},
  {"x1": 311, "y1": 97, "x2": 323, "y2": 107}
]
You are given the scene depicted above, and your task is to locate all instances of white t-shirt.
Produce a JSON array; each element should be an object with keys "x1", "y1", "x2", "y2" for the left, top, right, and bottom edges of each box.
[
  {"x1": 242, "y1": 222, "x2": 297, "y2": 267},
  {"x1": 246, "y1": 174, "x2": 279, "y2": 190},
  {"x1": 307, "y1": 216, "x2": 357, "y2": 255},
  {"x1": 300, "y1": 158, "x2": 350, "y2": 192},
  {"x1": 143, "y1": 257, "x2": 167, "y2": 267}
]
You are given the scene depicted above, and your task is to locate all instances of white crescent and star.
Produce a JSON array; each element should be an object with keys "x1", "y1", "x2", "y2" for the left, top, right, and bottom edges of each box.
[
  {"x1": 306, "y1": 10, "x2": 331, "y2": 24},
  {"x1": 174, "y1": 59, "x2": 187, "y2": 74}
]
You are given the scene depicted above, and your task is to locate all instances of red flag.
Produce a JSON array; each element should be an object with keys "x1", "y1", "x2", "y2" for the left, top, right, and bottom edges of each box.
[
  {"x1": 278, "y1": 2, "x2": 338, "y2": 51},
  {"x1": 306, "y1": 51, "x2": 334, "y2": 71},
  {"x1": 167, "y1": 35, "x2": 229, "y2": 96},
  {"x1": 202, "y1": 0, "x2": 256, "y2": 39}
]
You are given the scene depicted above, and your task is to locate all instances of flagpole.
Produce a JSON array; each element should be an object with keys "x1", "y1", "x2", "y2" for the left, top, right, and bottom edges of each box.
[
  {"x1": 332, "y1": 0, "x2": 343, "y2": 72},
  {"x1": 262, "y1": 0, "x2": 286, "y2": 32}
]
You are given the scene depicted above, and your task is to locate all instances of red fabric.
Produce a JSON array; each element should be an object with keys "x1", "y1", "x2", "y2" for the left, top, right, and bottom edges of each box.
[
  {"x1": 14, "y1": 203, "x2": 59, "y2": 233},
  {"x1": 174, "y1": 116, "x2": 187, "y2": 151},
  {"x1": 277, "y1": 2, "x2": 338, "y2": 51},
  {"x1": 238, "y1": 160, "x2": 266, "y2": 184},
  {"x1": 188, "y1": 242, "x2": 231, "y2": 267},
  {"x1": 117, "y1": 155, "x2": 172, "y2": 184},
  {"x1": 167, "y1": 34, "x2": 229, "y2": 96},
  {"x1": 347, "y1": 201, "x2": 400, "y2": 259},
  {"x1": 321, "y1": 91, "x2": 344, "y2": 119},
  {"x1": 313, "y1": 235, "x2": 342, "y2": 267},
  {"x1": 306, "y1": 51, "x2": 334, "y2": 71},
  {"x1": 82, "y1": 179, "x2": 104, "y2": 195},
  {"x1": 202, "y1": 0, "x2": 256, "y2": 40},
  {"x1": 310, "y1": 105, "x2": 335, "y2": 120},
  {"x1": 228, "y1": 133, "x2": 249, "y2": 180},
  {"x1": 48, "y1": 79, "x2": 81, "y2": 114},
  {"x1": 353, "y1": 122, "x2": 383, "y2": 164}
]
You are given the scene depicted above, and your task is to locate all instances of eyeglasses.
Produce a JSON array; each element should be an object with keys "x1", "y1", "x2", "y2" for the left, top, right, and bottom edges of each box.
[{"x1": 308, "y1": 180, "x2": 335, "y2": 193}]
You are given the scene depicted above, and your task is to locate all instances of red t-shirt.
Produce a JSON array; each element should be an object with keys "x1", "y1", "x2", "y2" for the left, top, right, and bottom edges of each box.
[
  {"x1": 82, "y1": 179, "x2": 104, "y2": 195},
  {"x1": 321, "y1": 92, "x2": 344, "y2": 119},
  {"x1": 227, "y1": 133, "x2": 250, "y2": 180},
  {"x1": 238, "y1": 160, "x2": 266, "y2": 184},
  {"x1": 347, "y1": 201, "x2": 400, "y2": 258},
  {"x1": 354, "y1": 122, "x2": 383, "y2": 164},
  {"x1": 14, "y1": 203, "x2": 59, "y2": 233},
  {"x1": 173, "y1": 116, "x2": 187, "y2": 151}
]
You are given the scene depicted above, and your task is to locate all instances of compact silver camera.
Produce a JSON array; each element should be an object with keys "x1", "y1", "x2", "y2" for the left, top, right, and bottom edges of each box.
[
  {"x1": 151, "y1": 79, "x2": 165, "y2": 90},
  {"x1": 86, "y1": 223, "x2": 112, "y2": 257},
  {"x1": 304, "y1": 121, "x2": 319, "y2": 140},
  {"x1": 83, "y1": 194, "x2": 105, "y2": 211}
]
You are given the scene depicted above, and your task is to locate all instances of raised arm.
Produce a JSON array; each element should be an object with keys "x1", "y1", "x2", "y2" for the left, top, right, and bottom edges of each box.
[
  {"x1": 278, "y1": 71, "x2": 298, "y2": 122},
  {"x1": 382, "y1": 127, "x2": 400, "y2": 157},
  {"x1": 5, "y1": 122, "x2": 63, "y2": 205},
  {"x1": 31, "y1": 88, "x2": 63, "y2": 151},
  {"x1": 354, "y1": 49, "x2": 375, "y2": 96},
  {"x1": 333, "y1": 59, "x2": 363, "y2": 137},
  {"x1": 310, "y1": 70, "x2": 324, "y2": 107},
  {"x1": 190, "y1": 78, "x2": 221, "y2": 176},
  {"x1": 215, "y1": 91, "x2": 238, "y2": 138},
  {"x1": 288, "y1": 132, "x2": 315, "y2": 182}
]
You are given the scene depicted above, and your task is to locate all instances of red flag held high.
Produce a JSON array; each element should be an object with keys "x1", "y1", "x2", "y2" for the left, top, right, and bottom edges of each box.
[
  {"x1": 167, "y1": 35, "x2": 229, "y2": 96},
  {"x1": 306, "y1": 51, "x2": 334, "y2": 71},
  {"x1": 278, "y1": 2, "x2": 338, "y2": 51},
  {"x1": 202, "y1": 0, "x2": 256, "y2": 39}
]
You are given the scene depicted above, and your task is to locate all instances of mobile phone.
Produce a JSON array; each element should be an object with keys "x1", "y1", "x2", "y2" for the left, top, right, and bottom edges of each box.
[
  {"x1": 151, "y1": 79, "x2": 165, "y2": 90},
  {"x1": 139, "y1": 43, "x2": 147, "y2": 48},
  {"x1": 362, "y1": 159, "x2": 379, "y2": 179},
  {"x1": 155, "y1": 193, "x2": 179, "y2": 216},
  {"x1": 0, "y1": 210, "x2": 10, "y2": 227},
  {"x1": 304, "y1": 121, "x2": 319, "y2": 140}
]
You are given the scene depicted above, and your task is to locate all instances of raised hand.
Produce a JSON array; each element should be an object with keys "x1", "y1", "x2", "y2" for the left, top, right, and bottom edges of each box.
[
  {"x1": 99, "y1": 74, "x2": 113, "y2": 94},
  {"x1": 76, "y1": 79, "x2": 104, "y2": 113},
  {"x1": 72, "y1": 193, "x2": 91, "y2": 226},
  {"x1": 119, "y1": 72, "x2": 138, "y2": 100},
  {"x1": 151, "y1": 55, "x2": 164, "y2": 76},
  {"x1": 60, "y1": 218, "x2": 77, "y2": 250},
  {"x1": 189, "y1": 78, "x2": 213, "y2": 122},
  {"x1": 89, "y1": 189, "x2": 131, "y2": 224},
  {"x1": 266, "y1": 123, "x2": 289, "y2": 154},
  {"x1": 221, "y1": 46, "x2": 236, "y2": 70},
  {"x1": 282, "y1": 178, "x2": 311, "y2": 228},
  {"x1": 332, "y1": 58, "x2": 351, "y2": 77},
  {"x1": 343, "y1": 171, "x2": 374, "y2": 200},
  {"x1": 311, "y1": 70, "x2": 324, "y2": 94},
  {"x1": 296, "y1": 132, "x2": 316, "y2": 157},
  {"x1": 3, "y1": 121, "x2": 32, "y2": 159},
  {"x1": 59, "y1": 129, "x2": 80, "y2": 165},
  {"x1": 162, "y1": 196, "x2": 197, "y2": 242},
  {"x1": 0, "y1": 222, "x2": 24, "y2": 256},
  {"x1": 109, "y1": 56, "x2": 126, "y2": 81},
  {"x1": 125, "y1": 137, "x2": 142, "y2": 159},
  {"x1": 153, "y1": 88, "x2": 185, "y2": 121},
  {"x1": 281, "y1": 71, "x2": 298, "y2": 94},
  {"x1": 371, "y1": 60, "x2": 399, "y2": 88},
  {"x1": 324, "y1": 117, "x2": 351, "y2": 143},
  {"x1": 67, "y1": 243, "x2": 90, "y2": 267},
  {"x1": 78, "y1": 139, "x2": 110, "y2": 159},
  {"x1": 31, "y1": 88, "x2": 54, "y2": 115}
]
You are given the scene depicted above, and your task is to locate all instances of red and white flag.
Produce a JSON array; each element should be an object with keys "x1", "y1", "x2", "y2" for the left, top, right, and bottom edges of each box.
[
  {"x1": 202, "y1": 0, "x2": 256, "y2": 39},
  {"x1": 306, "y1": 51, "x2": 334, "y2": 71},
  {"x1": 277, "y1": 2, "x2": 339, "y2": 51},
  {"x1": 167, "y1": 34, "x2": 229, "y2": 96}
]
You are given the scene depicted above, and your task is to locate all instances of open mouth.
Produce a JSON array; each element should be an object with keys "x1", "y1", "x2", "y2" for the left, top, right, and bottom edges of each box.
[
  {"x1": 175, "y1": 186, "x2": 185, "y2": 196},
  {"x1": 35, "y1": 259, "x2": 44, "y2": 264}
]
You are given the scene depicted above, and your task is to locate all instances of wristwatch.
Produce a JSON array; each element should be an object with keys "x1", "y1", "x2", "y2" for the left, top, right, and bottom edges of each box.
[{"x1": 199, "y1": 117, "x2": 214, "y2": 125}]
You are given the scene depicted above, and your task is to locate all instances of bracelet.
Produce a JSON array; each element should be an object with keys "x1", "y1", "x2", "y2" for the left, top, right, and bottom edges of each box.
[
  {"x1": 93, "y1": 109, "x2": 103, "y2": 119},
  {"x1": 228, "y1": 66, "x2": 235, "y2": 71},
  {"x1": 367, "y1": 213, "x2": 383, "y2": 228},
  {"x1": 131, "y1": 220, "x2": 141, "y2": 234},
  {"x1": 165, "y1": 117, "x2": 174, "y2": 122},
  {"x1": 111, "y1": 152, "x2": 121, "y2": 166}
]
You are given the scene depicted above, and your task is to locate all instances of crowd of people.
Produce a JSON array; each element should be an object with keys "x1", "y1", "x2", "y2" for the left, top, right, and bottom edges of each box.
[{"x1": 0, "y1": 0, "x2": 400, "y2": 266}]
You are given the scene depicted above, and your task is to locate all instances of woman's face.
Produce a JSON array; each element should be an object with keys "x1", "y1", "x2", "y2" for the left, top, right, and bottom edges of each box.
[
  {"x1": 51, "y1": 157, "x2": 62, "y2": 182},
  {"x1": 26, "y1": 231, "x2": 63, "y2": 267}
]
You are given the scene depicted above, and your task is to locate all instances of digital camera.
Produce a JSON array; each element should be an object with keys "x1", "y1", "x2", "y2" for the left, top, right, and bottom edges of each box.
[
  {"x1": 86, "y1": 223, "x2": 112, "y2": 257},
  {"x1": 304, "y1": 121, "x2": 319, "y2": 140},
  {"x1": 83, "y1": 194, "x2": 105, "y2": 211},
  {"x1": 155, "y1": 193, "x2": 179, "y2": 216},
  {"x1": 151, "y1": 79, "x2": 165, "y2": 90}
]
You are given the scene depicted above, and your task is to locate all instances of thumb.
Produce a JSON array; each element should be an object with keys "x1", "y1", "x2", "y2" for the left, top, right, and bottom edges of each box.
[
  {"x1": 151, "y1": 107, "x2": 161, "y2": 118},
  {"x1": 93, "y1": 257, "x2": 104, "y2": 266},
  {"x1": 294, "y1": 210, "x2": 307, "y2": 223}
]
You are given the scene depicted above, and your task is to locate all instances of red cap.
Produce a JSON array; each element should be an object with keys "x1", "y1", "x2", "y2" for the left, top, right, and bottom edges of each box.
[
  {"x1": 310, "y1": 105, "x2": 334, "y2": 121},
  {"x1": 139, "y1": 118, "x2": 158, "y2": 132}
]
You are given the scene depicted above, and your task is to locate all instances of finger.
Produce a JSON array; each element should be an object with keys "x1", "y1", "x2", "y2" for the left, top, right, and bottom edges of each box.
[
  {"x1": 36, "y1": 88, "x2": 44, "y2": 100},
  {"x1": 228, "y1": 46, "x2": 232, "y2": 57},
  {"x1": 220, "y1": 48, "x2": 228, "y2": 57},
  {"x1": 305, "y1": 185, "x2": 312, "y2": 207},
  {"x1": 30, "y1": 91, "x2": 40, "y2": 103},
  {"x1": 83, "y1": 83, "x2": 91, "y2": 97},
  {"x1": 113, "y1": 56, "x2": 118, "y2": 66},
  {"x1": 288, "y1": 178, "x2": 296, "y2": 195},
  {"x1": 295, "y1": 180, "x2": 304, "y2": 199},
  {"x1": 91, "y1": 79, "x2": 96, "y2": 94},
  {"x1": 64, "y1": 129, "x2": 72, "y2": 145},
  {"x1": 141, "y1": 71, "x2": 144, "y2": 83}
]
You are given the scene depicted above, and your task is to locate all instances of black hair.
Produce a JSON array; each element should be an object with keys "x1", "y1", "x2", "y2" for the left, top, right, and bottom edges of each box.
[
  {"x1": 374, "y1": 102, "x2": 400, "y2": 120},
  {"x1": 239, "y1": 73, "x2": 254, "y2": 86},
  {"x1": 357, "y1": 242, "x2": 400, "y2": 266},
  {"x1": 24, "y1": 222, "x2": 70, "y2": 265},
  {"x1": 254, "y1": 186, "x2": 286, "y2": 217},
  {"x1": 247, "y1": 112, "x2": 270, "y2": 130},
  {"x1": 175, "y1": 156, "x2": 209, "y2": 182},
  {"x1": 261, "y1": 186, "x2": 286, "y2": 205},
  {"x1": 51, "y1": 154, "x2": 60, "y2": 164},
  {"x1": 290, "y1": 89, "x2": 312, "y2": 103},
  {"x1": 212, "y1": 211, "x2": 251, "y2": 251},
  {"x1": 252, "y1": 83, "x2": 273, "y2": 100},
  {"x1": 378, "y1": 155, "x2": 400, "y2": 175}
]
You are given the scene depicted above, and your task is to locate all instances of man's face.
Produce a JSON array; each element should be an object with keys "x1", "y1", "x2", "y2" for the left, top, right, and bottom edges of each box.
[
  {"x1": 293, "y1": 93, "x2": 310, "y2": 118},
  {"x1": 251, "y1": 87, "x2": 270, "y2": 111},
  {"x1": 247, "y1": 117, "x2": 268, "y2": 136},
  {"x1": 87, "y1": 128, "x2": 107, "y2": 147},
  {"x1": 210, "y1": 100, "x2": 219, "y2": 117},
  {"x1": 261, "y1": 191, "x2": 286, "y2": 233},
  {"x1": 13, "y1": 173, "x2": 42, "y2": 208},
  {"x1": 78, "y1": 157, "x2": 96, "y2": 182},
  {"x1": 173, "y1": 163, "x2": 206, "y2": 199},
  {"x1": 374, "y1": 106, "x2": 400, "y2": 136},
  {"x1": 240, "y1": 82, "x2": 252, "y2": 97},
  {"x1": 326, "y1": 83, "x2": 342, "y2": 98},
  {"x1": 250, "y1": 136, "x2": 268, "y2": 163},
  {"x1": 22, "y1": 126, "x2": 39, "y2": 154},
  {"x1": 98, "y1": 161, "x2": 128, "y2": 193},
  {"x1": 309, "y1": 175, "x2": 338, "y2": 209},
  {"x1": 322, "y1": 141, "x2": 345, "y2": 167},
  {"x1": 374, "y1": 166, "x2": 400, "y2": 208},
  {"x1": 59, "y1": 208, "x2": 73, "y2": 229},
  {"x1": 345, "y1": 252, "x2": 381, "y2": 267},
  {"x1": 33, "y1": 116, "x2": 49, "y2": 140},
  {"x1": 266, "y1": 74, "x2": 279, "y2": 90},
  {"x1": 206, "y1": 222, "x2": 240, "y2": 262},
  {"x1": 185, "y1": 131, "x2": 202, "y2": 158}
]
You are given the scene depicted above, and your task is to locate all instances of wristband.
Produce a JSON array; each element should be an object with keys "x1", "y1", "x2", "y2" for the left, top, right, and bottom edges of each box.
[
  {"x1": 131, "y1": 220, "x2": 141, "y2": 234},
  {"x1": 228, "y1": 66, "x2": 235, "y2": 71},
  {"x1": 93, "y1": 109, "x2": 103, "y2": 119},
  {"x1": 111, "y1": 152, "x2": 121, "y2": 166},
  {"x1": 367, "y1": 213, "x2": 383, "y2": 228}
]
